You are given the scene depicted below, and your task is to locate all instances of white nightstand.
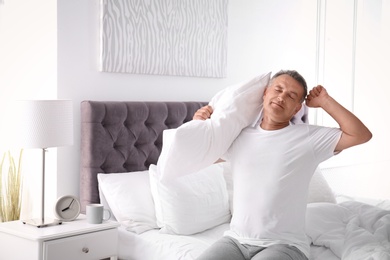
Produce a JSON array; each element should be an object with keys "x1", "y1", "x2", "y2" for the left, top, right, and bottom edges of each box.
[{"x1": 0, "y1": 215, "x2": 120, "y2": 260}]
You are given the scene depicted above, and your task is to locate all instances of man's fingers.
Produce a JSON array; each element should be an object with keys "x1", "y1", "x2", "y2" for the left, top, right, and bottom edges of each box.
[{"x1": 193, "y1": 105, "x2": 213, "y2": 120}]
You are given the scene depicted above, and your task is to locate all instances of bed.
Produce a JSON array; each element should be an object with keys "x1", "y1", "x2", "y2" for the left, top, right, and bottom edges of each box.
[{"x1": 80, "y1": 100, "x2": 390, "y2": 260}]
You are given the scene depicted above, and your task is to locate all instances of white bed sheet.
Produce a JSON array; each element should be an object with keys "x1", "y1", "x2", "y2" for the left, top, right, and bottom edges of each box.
[
  {"x1": 118, "y1": 223, "x2": 229, "y2": 260},
  {"x1": 117, "y1": 224, "x2": 339, "y2": 260},
  {"x1": 119, "y1": 195, "x2": 390, "y2": 260},
  {"x1": 306, "y1": 200, "x2": 390, "y2": 260},
  {"x1": 117, "y1": 197, "x2": 390, "y2": 260}
]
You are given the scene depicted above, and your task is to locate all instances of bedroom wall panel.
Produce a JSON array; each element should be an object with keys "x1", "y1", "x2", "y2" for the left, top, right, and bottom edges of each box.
[
  {"x1": 315, "y1": 0, "x2": 355, "y2": 128},
  {"x1": 315, "y1": 0, "x2": 357, "y2": 171},
  {"x1": 354, "y1": 0, "x2": 390, "y2": 164},
  {"x1": 319, "y1": 0, "x2": 390, "y2": 199}
]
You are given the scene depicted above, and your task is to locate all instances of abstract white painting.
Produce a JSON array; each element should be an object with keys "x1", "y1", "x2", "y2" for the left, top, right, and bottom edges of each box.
[{"x1": 100, "y1": 0, "x2": 228, "y2": 78}]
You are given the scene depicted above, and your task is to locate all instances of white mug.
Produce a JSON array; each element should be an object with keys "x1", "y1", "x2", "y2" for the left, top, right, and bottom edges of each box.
[{"x1": 86, "y1": 204, "x2": 111, "y2": 224}]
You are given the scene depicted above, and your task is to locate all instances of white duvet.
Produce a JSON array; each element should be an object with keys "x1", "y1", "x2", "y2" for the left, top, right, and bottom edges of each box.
[
  {"x1": 306, "y1": 201, "x2": 390, "y2": 260},
  {"x1": 117, "y1": 200, "x2": 390, "y2": 260}
]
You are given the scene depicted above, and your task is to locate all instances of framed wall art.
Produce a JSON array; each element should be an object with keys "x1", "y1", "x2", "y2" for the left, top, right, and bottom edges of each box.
[{"x1": 100, "y1": 0, "x2": 228, "y2": 78}]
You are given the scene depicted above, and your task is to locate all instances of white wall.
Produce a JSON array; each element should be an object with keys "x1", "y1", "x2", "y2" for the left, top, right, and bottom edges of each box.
[
  {"x1": 317, "y1": 0, "x2": 390, "y2": 199},
  {"x1": 0, "y1": 0, "x2": 58, "y2": 219}
]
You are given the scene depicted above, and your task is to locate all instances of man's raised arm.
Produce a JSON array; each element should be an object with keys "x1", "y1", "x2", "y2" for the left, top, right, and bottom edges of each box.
[{"x1": 306, "y1": 85, "x2": 372, "y2": 153}]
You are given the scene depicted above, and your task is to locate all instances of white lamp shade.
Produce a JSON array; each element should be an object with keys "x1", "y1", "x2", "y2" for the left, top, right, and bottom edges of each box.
[{"x1": 13, "y1": 100, "x2": 73, "y2": 149}]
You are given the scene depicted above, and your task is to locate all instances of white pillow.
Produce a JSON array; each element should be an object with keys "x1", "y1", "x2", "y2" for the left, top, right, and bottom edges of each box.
[
  {"x1": 307, "y1": 168, "x2": 336, "y2": 203},
  {"x1": 157, "y1": 72, "x2": 271, "y2": 180},
  {"x1": 149, "y1": 163, "x2": 231, "y2": 235},
  {"x1": 97, "y1": 171, "x2": 158, "y2": 234}
]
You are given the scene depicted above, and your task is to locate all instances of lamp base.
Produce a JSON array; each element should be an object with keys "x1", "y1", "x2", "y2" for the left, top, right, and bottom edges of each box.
[{"x1": 22, "y1": 218, "x2": 63, "y2": 228}]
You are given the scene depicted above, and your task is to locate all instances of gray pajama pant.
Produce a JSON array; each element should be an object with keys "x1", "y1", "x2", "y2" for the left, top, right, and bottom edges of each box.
[{"x1": 197, "y1": 236, "x2": 308, "y2": 260}]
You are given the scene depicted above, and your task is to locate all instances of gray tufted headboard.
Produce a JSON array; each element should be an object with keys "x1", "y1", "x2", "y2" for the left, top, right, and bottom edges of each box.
[{"x1": 80, "y1": 101, "x2": 207, "y2": 212}]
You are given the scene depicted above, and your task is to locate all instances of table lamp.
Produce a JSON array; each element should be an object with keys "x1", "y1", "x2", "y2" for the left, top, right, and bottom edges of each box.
[{"x1": 14, "y1": 100, "x2": 73, "y2": 228}]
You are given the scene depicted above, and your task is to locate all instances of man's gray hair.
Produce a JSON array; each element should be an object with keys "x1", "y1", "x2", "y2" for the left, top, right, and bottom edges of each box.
[{"x1": 271, "y1": 70, "x2": 308, "y2": 103}]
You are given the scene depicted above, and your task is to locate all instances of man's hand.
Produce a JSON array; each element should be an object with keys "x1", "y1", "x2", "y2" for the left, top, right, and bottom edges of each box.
[
  {"x1": 305, "y1": 85, "x2": 329, "y2": 108},
  {"x1": 305, "y1": 85, "x2": 372, "y2": 152},
  {"x1": 193, "y1": 105, "x2": 213, "y2": 120}
]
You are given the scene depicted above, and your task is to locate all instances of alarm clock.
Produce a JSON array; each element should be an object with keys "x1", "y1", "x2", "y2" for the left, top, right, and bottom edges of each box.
[{"x1": 54, "y1": 195, "x2": 81, "y2": 221}]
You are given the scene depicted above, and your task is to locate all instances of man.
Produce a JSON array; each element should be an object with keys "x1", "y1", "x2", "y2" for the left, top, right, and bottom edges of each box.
[{"x1": 194, "y1": 70, "x2": 372, "y2": 260}]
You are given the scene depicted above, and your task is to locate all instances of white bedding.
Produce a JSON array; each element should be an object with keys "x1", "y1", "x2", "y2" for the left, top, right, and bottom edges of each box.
[
  {"x1": 117, "y1": 199, "x2": 390, "y2": 260},
  {"x1": 306, "y1": 201, "x2": 390, "y2": 260},
  {"x1": 99, "y1": 166, "x2": 390, "y2": 260},
  {"x1": 118, "y1": 223, "x2": 229, "y2": 260},
  {"x1": 117, "y1": 224, "x2": 339, "y2": 260}
]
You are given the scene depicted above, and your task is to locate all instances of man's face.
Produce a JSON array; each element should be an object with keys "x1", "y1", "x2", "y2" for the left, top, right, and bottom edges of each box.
[{"x1": 262, "y1": 74, "x2": 304, "y2": 122}]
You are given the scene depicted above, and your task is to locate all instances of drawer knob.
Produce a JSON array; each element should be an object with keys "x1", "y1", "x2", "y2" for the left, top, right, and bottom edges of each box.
[{"x1": 82, "y1": 247, "x2": 89, "y2": 253}]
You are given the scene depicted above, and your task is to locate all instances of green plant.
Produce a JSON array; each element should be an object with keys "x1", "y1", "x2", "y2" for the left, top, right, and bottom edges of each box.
[{"x1": 0, "y1": 150, "x2": 23, "y2": 222}]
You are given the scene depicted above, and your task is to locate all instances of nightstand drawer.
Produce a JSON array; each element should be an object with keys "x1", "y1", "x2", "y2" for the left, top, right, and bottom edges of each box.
[{"x1": 44, "y1": 228, "x2": 118, "y2": 260}]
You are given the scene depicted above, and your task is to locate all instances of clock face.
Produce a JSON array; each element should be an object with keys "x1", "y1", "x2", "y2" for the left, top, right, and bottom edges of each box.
[{"x1": 54, "y1": 195, "x2": 81, "y2": 221}]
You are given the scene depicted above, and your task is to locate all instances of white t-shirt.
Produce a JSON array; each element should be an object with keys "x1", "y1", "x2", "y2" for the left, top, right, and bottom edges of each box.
[{"x1": 223, "y1": 123, "x2": 342, "y2": 257}]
